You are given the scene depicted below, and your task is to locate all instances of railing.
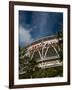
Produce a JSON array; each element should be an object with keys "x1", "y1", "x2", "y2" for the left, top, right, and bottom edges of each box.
[
  {"x1": 37, "y1": 61, "x2": 63, "y2": 69},
  {"x1": 36, "y1": 56, "x2": 59, "y2": 62}
]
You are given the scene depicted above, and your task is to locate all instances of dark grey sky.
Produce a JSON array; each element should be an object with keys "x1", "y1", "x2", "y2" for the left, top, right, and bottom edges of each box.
[{"x1": 19, "y1": 10, "x2": 63, "y2": 47}]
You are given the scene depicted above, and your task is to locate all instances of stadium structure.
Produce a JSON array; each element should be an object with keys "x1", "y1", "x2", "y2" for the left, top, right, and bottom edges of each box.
[{"x1": 19, "y1": 35, "x2": 63, "y2": 75}]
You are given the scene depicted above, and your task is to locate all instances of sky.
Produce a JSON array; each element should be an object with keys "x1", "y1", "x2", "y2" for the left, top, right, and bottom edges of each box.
[{"x1": 19, "y1": 10, "x2": 63, "y2": 47}]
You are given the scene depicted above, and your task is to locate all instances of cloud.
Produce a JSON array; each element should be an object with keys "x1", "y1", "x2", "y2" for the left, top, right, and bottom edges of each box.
[{"x1": 19, "y1": 26, "x2": 33, "y2": 46}]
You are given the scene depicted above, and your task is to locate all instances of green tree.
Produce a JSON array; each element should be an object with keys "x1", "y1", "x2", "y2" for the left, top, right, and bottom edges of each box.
[
  {"x1": 19, "y1": 47, "x2": 37, "y2": 79},
  {"x1": 56, "y1": 31, "x2": 63, "y2": 61},
  {"x1": 24, "y1": 56, "x2": 37, "y2": 78},
  {"x1": 57, "y1": 22, "x2": 63, "y2": 61}
]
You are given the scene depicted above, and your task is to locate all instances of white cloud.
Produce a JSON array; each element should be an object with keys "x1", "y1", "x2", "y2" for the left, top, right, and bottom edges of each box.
[{"x1": 19, "y1": 26, "x2": 33, "y2": 46}]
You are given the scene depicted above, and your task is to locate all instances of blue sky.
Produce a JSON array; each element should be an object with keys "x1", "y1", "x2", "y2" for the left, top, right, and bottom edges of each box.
[{"x1": 19, "y1": 10, "x2": 63, "y2": 47}]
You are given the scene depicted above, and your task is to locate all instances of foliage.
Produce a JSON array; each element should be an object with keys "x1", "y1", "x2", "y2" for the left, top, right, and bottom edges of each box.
[
  {"x1": 19, "y1": 66, "x2": 63, "y2": 79},
  {"x1": 19, "y1": 47, "x2": 37, "y2": 79},
  {"x1": 32, "y1": 66, "x2": 63, "y2": 78},
  {"x1": 56, "y1": 31, "x2": 63, "y2": 61}
]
